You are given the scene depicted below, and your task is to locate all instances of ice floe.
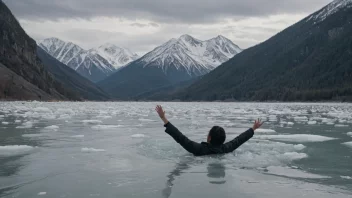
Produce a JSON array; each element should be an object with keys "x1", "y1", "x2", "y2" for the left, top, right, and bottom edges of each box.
[
  {"x1": 44, "y1": 125, "x2": 59, "y2": 131},
  {"x1": 82, "y1": 120, "x2": 103, "y2": 124},
  {"x1": 71, "y1": 135, "x2": 85, "y2": 138},
  {"x1": 81, "y1": 148, "x2": 106, "y2": 152},
  {"x1": 255, "y1": 129, "x2": 276, "y2": 133},
  {"x1": 307, "y1": 121, "x2": 317, "y2": 125},
  {"x1": 256, "y1": 134, "x2": 337, "y2": 143},
  {"x1": 22, "y1": 134, "x2": 44, "y2": 138},
  {"x1": 293, "y1": 144, "x2": 306, "y2": 151},
  {"x1": 131, "y1": 134, "x2": 146, "y2": 138},
  {"x1": 335, "y1": 124, "x2": 348, "y2": 127},
  {"x1": 282, "y1": 152, "x2": 308, "y2": 160},
  {"x1": 342, "y1": 142, "x2": 352, "y2": 148},
  {"x1": 91, "y1": 125, "x2": 122, "y2": 130},
  {"x1": 0, "y1": 145, "x2": 36, "y2": 156},
  {"x1": 16, "y1": 121, "x2": 34, "y2": 129}
]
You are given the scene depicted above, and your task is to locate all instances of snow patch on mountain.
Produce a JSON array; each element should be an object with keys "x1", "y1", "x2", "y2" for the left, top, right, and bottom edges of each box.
[
  {"x1": 94, "y1": 43, "x2": 139, "y2": 69},
  {"x1": 39, "y1": 38, "x2": 139, "y2": 81},
  {"x1": 307, "y1": 0, "x2": 352, "y2": 22},
  {"x1": 137, "y1": 34, "x2": 242, "y2": 76}
]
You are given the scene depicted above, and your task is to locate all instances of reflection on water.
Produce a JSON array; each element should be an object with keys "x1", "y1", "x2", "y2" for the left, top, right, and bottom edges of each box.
[
  {"x1": 162, "y1": 158, "x2": 226, "y2": 198},
  {"x1": 162, "y1": 159, "x2": 192, "y2": 198},
  {"x1": 207, "y1": 163, "x2": 226, "y2": 185}
]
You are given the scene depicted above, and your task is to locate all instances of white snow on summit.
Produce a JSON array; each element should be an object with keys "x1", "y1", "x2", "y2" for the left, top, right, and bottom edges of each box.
[
  {"x1": 94, "y1": 44, "x2": 139, "y2": 69},
  {"x1": 308, "y1": 0, "x2": 352, "y2": 22},
  {"x1": 137, "y1": 34, "x2": 242, "y2": 76},
  {"x1": 38, "y1": 38, "x2": 138, "y2": 81}
]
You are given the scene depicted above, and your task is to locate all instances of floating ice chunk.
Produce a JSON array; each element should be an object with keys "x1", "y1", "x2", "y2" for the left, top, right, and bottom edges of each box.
[
  {"x1": 15, "y1": 120, "x2": 21, "y2": 123},
  {"x1": 1, "y1": 122, "x2": 9, "y2": 125},
  {"x1": 57, "y1": 108, "x2": 74, "y2": 114},
  {"x1": 266, "y1": 166, "x2": 330, "y2": 179},
  {"x1": 82, "y1": 120, "x2": 103, "y2": 124},
  {"x1": 33, "y1": 107, "x2": 51, "y2": 112},
  {"x1": 138, "y1": 118, "x2": 156, "y2": 122},
  {"x1": 0, "y1": 115, "x2": 4, "y2": 118},
  {"x1": 81, "y1": 148, "x2": 105, "y2": 152},
  {"x1": 38, "y1": 192, "x2": 47, "y2": 195},
  {"x1": 44, "y1": 125, "x2": 59, "y2": 131},
  {"x1": 255, "y1": 129, "x2": 276, "y2": 133},
  {"x1": 71, "y1": 135, "x2": 84, "y2": 138},
  {"x1": 96, "y1": 115, "x2": 112, "y2": 119},
  {"x1": 22, "y1": 134, "x2": 43, "y2": 138},
  {"x1": 287, "y1": 122, "x2": 294, "y2": 126},
  {"x1": 342, "y1": 142, "x2": 352, "y2": 148},
  {"x1": 347, "y1": 132, "x2": 352, "y2": 136},
  {"x1": 321, "y1": 118, "x2": 334, "y2": 123},
  {"x1": 58, "y1": 114, "x2": 71, "y2": 120},
  {"x1": 307, "y1": 121, "x2": 317, "y2": 125},
  {"x1": 294, "y1": 116, "x2": 308, "y2": 121},
  {"x1": 91, "y1": 125, "x2": 122, "y2": 130},
  {"x1": 131, "y1": 134, "x2": 146, "y2": 138},
  {"x1": 16, "y1": 121, "x2": 34, "y2": 129},
  {"x1": 0, "y1": 145, "x2": 36, "y2": 156},
  {"x1": 256, "y1": 134, "x2": 337, "y2": 143},
  {"x1": 293, "y1": 144, "x2": 306, "y2": 151},
  {"x1": 326, "y1": 122, "x2": 335, "y2": 125},
  {"x1": 283, "y1": 152, "x2": 308, "y2": 160},
  {"x1": 335, "y1": 124, "x2": 348, "y2": 127},
  {"x1": 340, "y1": 176, "x2": 352, "y2": 179}
]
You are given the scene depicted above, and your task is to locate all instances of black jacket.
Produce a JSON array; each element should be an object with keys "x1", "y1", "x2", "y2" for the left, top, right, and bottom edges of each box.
[{"x1": 164, "y1": 122, "x2": 254, "y2": 156}]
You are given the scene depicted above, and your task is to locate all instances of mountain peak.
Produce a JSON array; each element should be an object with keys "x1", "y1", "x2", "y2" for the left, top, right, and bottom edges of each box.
[
  {"x1": 139, "y1": 35, "x2": 242, "y2": 75},
  {"x1": 214, "y1": 35, "x2": 231, "y2": 42},
  {"x1": 179, "y1": 34, "x2": 193, "y2": 39},
  {"x1": 308, "y1": 0, "x2": 352, "y2": 21},
  {"x1": 178, "y1": 34, "x2": 202, "y2": 44},
  {"x1": 99, "y1": 43, "x2": 121, "y2": 50},
  {"x1": 95, "y1": 43, "x2": 139, "y2": 69}
]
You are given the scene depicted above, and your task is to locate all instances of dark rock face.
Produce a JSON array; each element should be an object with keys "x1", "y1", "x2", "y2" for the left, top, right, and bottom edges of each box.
[
  {"x1": 0, "y1": 63, "x2": 55, "y2": 100},
  {"x1": 0, "y1": 1, "x2": 78, "y2": 100},
  {"x1": 37, "y1": 47, "x2": 110, "y2": 101}
]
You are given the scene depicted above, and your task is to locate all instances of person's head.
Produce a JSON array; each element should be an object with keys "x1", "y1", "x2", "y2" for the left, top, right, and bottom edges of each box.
[{"x1": 207, "y1": 126, "x2": 226, "y2": 146}]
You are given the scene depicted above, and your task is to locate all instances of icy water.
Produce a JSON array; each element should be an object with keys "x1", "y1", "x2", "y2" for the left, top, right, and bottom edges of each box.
[{"x1": 0, "y1": 102, "x2": 352, "y2": 198}]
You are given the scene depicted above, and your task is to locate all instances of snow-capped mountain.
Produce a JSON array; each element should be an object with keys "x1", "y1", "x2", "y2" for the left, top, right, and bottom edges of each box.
[
  {"x1": 94, "y1": 44, "x2": 139, "y2": 69},
  {"x1": 308, "y1": 0, "x2": 352, "y2": 22},
  {"x1": 98, "y1": 34, "x2": 242, "y2": 99},
  {"x1": 138, "y1": 34, "x2": 242, "y2": 76},
  {"x1": 39, "y1": 38, "x2": 138, "y2": 82}
]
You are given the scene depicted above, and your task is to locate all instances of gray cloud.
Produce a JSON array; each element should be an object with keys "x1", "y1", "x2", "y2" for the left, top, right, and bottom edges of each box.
[{"x1": 4, "y1": 0, "x2": 331, "y2": 23}]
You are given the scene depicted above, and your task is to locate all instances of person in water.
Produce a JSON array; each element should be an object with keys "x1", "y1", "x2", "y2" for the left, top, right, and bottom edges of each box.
[{"x1": 155, "y1": 105, "x2": 264, "y2": 156}]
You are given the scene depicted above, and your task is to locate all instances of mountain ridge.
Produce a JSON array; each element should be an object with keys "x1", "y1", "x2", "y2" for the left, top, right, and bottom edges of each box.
[
  {"x1": 39, "y1": 37, "x2": 138, "y2": 82},
  {"x1": 98, "y1": 34, "x2": 241, "y2": 99},
  {"x1": 167, "y1": 0, "x2": 352, "y2": 102}
]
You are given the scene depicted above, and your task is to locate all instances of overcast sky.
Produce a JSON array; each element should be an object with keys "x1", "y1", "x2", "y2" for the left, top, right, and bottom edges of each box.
[{"x1": 4, "y1": 0, "x2": 332, "y2": 55}]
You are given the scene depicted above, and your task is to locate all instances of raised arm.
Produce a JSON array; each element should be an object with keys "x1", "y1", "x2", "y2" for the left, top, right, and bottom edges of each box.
[
  {"x1": 222, "y1": 119, "x2": 264, "y2": 153},
  {"x1": 155, "y1": 105, "x2": 202, "y2": 155}
]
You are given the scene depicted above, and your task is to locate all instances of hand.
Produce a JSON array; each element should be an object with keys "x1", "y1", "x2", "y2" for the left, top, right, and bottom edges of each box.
[
  {"x1": 252, "y1": 118, "x2": 264, "y2": 131},
  {"x1": 155, "y1": 105, "x2": 166, "y2": 119},
  {"x1": 155, "y1": 105, "x2": 168, "y2": 124}
]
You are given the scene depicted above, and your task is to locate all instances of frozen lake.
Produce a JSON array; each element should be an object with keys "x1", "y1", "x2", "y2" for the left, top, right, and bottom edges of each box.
[{"x1": 0, "y1": 102, "x2": 351, "y2": 198}]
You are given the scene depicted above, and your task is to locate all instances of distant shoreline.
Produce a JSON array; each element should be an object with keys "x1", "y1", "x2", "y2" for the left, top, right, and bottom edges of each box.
[{"x1": 0, "y1": 99, "x2": 350, "y2": 103}]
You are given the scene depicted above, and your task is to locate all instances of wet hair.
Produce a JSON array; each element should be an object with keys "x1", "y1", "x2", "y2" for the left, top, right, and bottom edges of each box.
[{"x1": 208, "y1": 126, "x2": 226, "y2": 146}]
